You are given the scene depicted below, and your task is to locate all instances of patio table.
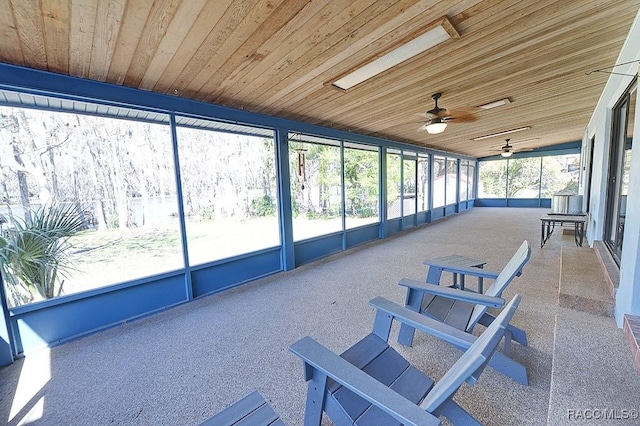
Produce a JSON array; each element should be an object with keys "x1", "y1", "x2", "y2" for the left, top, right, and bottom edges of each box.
[
  {"x1": 540, "y1": 214, "x2": 586, "y2": 248},
  {"x1": 423, "y1": 254, "x2": 487, "y2": 293}
]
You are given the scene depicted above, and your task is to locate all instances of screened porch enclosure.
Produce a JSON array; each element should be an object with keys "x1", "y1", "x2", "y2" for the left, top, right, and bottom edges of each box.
[{"x1": 0, "y1": 65, "x2": 479, "y2": 360}]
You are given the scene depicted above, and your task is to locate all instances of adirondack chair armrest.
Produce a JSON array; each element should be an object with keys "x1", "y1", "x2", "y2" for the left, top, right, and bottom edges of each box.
[
  {"x1": 369, "y1": 296, "x2": 476, "y2": 348},
  {"x1": 289, "y1": 337, "x2": 440, "y2": 426},
  {"x1": 398, "y1": 278, "x2": 505, "y2": 307},
  {"x1": 421, "y1": 261, "x2": 500, "y2": 280}
]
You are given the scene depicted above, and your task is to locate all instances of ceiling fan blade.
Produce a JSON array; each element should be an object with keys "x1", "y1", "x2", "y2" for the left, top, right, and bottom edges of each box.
[
  {"x1": 417, "y1": 123, "x2": 428, "y2": 132},
  {"x1": 447, "y1": 108, "x2": 478, "y2": 123}
]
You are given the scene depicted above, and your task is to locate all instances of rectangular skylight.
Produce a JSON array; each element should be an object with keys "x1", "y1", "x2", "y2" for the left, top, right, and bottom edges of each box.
[{"x1": 331, "y1": 17, "x2": 458, "y2": 91}]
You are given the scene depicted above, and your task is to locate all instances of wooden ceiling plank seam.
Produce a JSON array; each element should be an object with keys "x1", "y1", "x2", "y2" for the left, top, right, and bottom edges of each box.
[
  {"x1": 168, "y1": 0, "x2": 264, "y2": 99},
  {"x1": 207, "y1": 0, "x2": 334, "y2": 102},
  {"x1": 250, "y1": 3, "x2": 504, "y2": 112},
  {"x1": 283, "y1": 0, "x2": 584, "y2": 119},
  {"x1": 198, "y1": 0, "x2": 314, "y2": 102},
  {"x1": 138, "y1": 0, "x2": 209, "y2": 91},
  {"x1": 41, "y1": 0, "x2": 70, "y2": 74},
  {"x1": 106, "y1": 0, "x2": 156, "y2": 85},
  {"x1": 88, "y1": 0, "x2": 127, "y2": 81},
  {"x1": 0, "y1": 0, "x2": 25, "y2": 64},
  {"x1": 9, "y1": 0, "x2": 46, "y2": 69},
  {"x1": 187, "y1": 0, "x2": 293, "y2": 99},
  {"x1": 217, "y1": 0, "x2": 406, "y2": 105},
  {"x1": 296, "y1": 2, "x2": 632, "y2": 128},
  {"x1": 150, "y1": 0, "x2": 236, "y2": 93},
  {"x1": 69, "y1": 0, "x2": 98, "y2": 78},
  {"x1": 276, "y1": 0, "x2": 616, "y2": 113},
  {"x1": 342, "y1": 40, "x2": 624, "y2": 132},
  {"x1": 121, "y1": 0, "x2": 183, "y2": 87},
  {"x1": 213, "y1": 0, "x2": 388, "y2": 105},
  {"x1": 247, "y1": 0, "x2": 464, "y2": 109}
]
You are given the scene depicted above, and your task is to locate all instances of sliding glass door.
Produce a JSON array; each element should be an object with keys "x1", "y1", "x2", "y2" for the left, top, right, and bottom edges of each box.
[{"x1": 604, "y1": 80, "x2": 636, "y2": 263}]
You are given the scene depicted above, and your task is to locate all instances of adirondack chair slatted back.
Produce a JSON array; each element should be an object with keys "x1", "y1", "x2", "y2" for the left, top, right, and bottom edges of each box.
[
  {"x1": 467, "y1": 241, "x2": 530, "y2": 330},
  {"x1": 420, "y1": 294, "x2": 522, "y2": 413}
]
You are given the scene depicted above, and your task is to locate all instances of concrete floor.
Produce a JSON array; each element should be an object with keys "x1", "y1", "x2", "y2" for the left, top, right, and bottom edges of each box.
[{"x1": 0, "y1": 207, "x2": 638, "y2": 425}]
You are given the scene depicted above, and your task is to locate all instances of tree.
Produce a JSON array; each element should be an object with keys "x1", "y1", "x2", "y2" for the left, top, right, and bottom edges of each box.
[{"x1": 0, "y1": 203, "x2": 87, "y2": 306}]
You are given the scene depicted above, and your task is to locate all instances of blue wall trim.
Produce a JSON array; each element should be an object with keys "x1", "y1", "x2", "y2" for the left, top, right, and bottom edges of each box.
[
  {"x1": 294, "y1": 233, "x2": 344, "y2": 266},
  {"x1": 345, "y1": 224, "x2": 381, "y2": 248},
  {"x1": 191, "y1": 248, "x2": 282, "y2": 297},
  {"x1": 475, "y1": 198, "x2": 551, "y2": 208},
  {"x1": 12, "y1": 273, "x2": 187, "y2": 354}
]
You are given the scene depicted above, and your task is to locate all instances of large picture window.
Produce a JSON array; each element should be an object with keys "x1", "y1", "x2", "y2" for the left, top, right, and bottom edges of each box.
[
  {"x1": 478, "y1": 160, "x2": 508, "y2": 198},
  {"x1": 459, "y1": 160, "x2": 469, "y2": 202},
  {"x1": 177, "y1": 121, "x2": 279, "y2": 265},
  {"x1": 540, "y1": 154, "x2": 581, "y2": 198},
  {"x1": 508, "y1": 157, "x2": 542, "y2": 198},
  {"x1": 0, "y1": 106, "x2": 182, "y2": 307},
  {"x1": 432, "y1": 156, "x2": 446, "y2": 208},
  {"x1": 386, "y1": 150, "x2": 402, "y2": 219},
  {"x1": 446, "y1": 159, "x2": 458, "y2": 205},
  {"x1": 289, "y1": 134, "x2": 342, "y2": 240},
  {"x1": 344, "y1": 143, "x2": 380, "y2": 228},
  {"x1": 403, "y1": 152, "x2": 417, "y2": 216},
  {"x1": 417, "y1": 154, "x2": 429, "y2": 212}
]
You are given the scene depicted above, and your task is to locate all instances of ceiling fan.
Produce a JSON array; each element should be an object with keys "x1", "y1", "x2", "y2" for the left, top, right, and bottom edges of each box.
[
  {"x1": 417, "y1": 93, "x2": 477, "y2": 134},
  {"x1": 492, "y1": 139, "x2": 536, "y2": 157}
]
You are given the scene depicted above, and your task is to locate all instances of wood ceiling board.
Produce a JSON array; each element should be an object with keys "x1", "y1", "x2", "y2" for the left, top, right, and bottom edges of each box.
[
  {"x1": 138, "y1": 0, "x2": 209, "y2": 91},
  {"x1": 41, "y1": 0, "x2": 70, "y2": 74},
  {"x1": 106, "y1": 0, "x2": 155, "y2": 85},
  {"x1": 69, "y1": 0, "x2": 98, "y2": 77},
  {"x1": 1, "y1": 0, "x2": 638, "y2": 158},
  {"x1": 88, "y1": 0, "x2": 126, "y2": 81},
  {"x1": 9, "y1": 0, "x2": 45, "y2": 69},
  {"x1": 153, "y1": 0, "x2": 257, "y2": 96},
  {"x1": 0, "y1": 0, "x2": 24, "y2": 65}
]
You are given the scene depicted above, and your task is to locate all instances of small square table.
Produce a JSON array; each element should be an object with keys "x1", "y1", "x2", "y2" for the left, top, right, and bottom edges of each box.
[{"x1": 423, "y1": 254, "x2": 487, "y2": 293}]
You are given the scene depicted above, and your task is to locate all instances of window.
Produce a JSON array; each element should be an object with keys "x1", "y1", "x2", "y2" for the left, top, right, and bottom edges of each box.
[
  {"x1": 417, "y1": 154, "x2": 429, "y2": 211},
  {"x1": 177, "y1": 121, "x2": 279, "y2": 265},
  {"x1": 289, "y1": 134, "x2": 342, "y2": 240},
  {"x1": 459, "y1": 160, "x2": 469, "y2": 202},
  {"x1": 403, "y1": 152, "x2": 417, "y2": 216},
  {"x1": 446, "y1": 158, "x2": 458, "y2": 205},
  {"x1": 0, "y1": 105, "x2": 181, "y2": 307},
  {"x1": 468, "y1": 162, "x2": 476, "y2": 199},
  {"x1": 386, "y1": 150, "x2": 402, "y2": 219},
  {"x1": 508, "y1": 157, "x2": 542, "y2": 198},
  {"x1": 344, "y1": 142, "x2": 380, "y2": 228},
  {"x1": 478, "y1": 160, "x2": 508, "y2": 198},
  {"x1": 604, "y1": 80, "x2": 636, "y2": 262},
  {"x1": 540, "y1": 154, "x2": 581, "y2": 198},
  {"x1": 432, "y1": 156, "x2": 446, "y2": 208}
]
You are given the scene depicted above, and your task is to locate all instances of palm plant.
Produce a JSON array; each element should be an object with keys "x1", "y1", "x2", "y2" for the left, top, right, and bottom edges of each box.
[{"x1": 0, "y1": 203, "x2": 87, "y2": 306}]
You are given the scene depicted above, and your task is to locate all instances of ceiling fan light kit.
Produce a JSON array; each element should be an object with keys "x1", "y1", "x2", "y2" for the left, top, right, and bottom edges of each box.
[
  {"x1": 420, "y1": 92, "x2": 477, "y2": 134},
  {"x1": 426, "y1": 117, "x2": 447, "y2": 134},
  {"x1": 500, "y1": 150, "x2": 513, "y2": 158}
]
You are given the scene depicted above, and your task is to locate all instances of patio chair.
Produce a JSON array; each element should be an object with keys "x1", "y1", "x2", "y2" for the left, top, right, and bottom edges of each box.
[
  {"x1": 199, "y1": 390, "x2": 284, "y2": 425},
  {"x1": 397, "y1": 240, "x2": 531, "y2": 384},
  {"x1": 289, "y1": 294, "x2": 522, "y2": 425}
]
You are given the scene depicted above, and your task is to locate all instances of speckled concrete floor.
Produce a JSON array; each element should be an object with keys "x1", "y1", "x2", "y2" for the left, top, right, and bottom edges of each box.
[{"x1": 0, "y1": 207, "x2": 637, "y2": 425}]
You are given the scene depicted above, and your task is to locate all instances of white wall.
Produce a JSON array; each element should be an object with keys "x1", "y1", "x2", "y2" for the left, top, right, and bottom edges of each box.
[{"x1": 584, "y1": 9, "x2": 640, "y2": 327}]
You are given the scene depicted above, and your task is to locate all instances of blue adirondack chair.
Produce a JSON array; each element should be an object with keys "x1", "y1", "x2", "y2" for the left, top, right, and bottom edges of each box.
[
  {"x1": 397, "y1": 240, "x2": 531, "y2": 385},
  {"x1": 289, "y1": 294, "x2": 522, "y2": 425},
  {"x1": 200, "y1": 391, "x2": 284, "y2": 426}
]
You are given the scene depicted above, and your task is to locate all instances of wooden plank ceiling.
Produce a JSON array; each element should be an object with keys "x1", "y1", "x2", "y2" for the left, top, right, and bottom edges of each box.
[{"x1": 0, "y1": 0, "x2": 638, "y2": 157}]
